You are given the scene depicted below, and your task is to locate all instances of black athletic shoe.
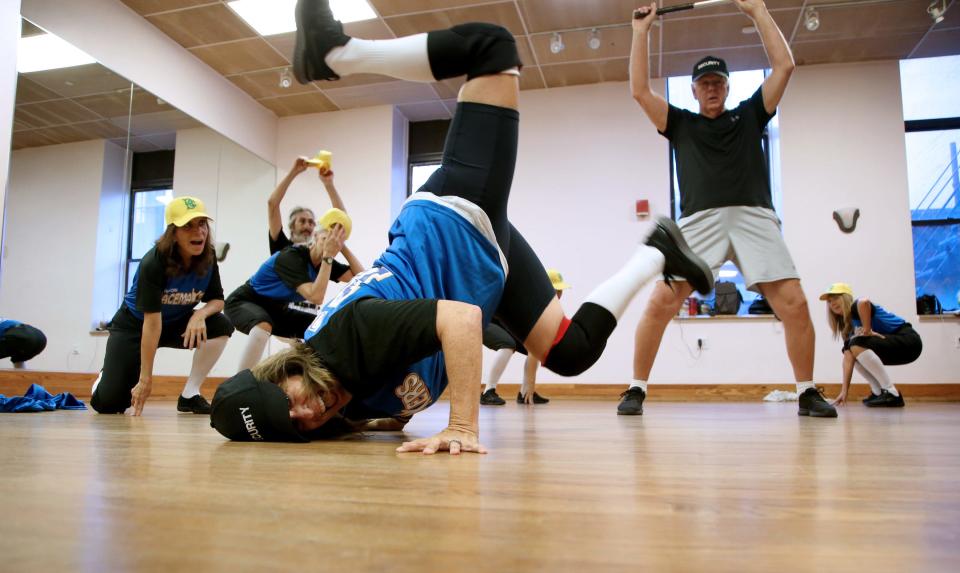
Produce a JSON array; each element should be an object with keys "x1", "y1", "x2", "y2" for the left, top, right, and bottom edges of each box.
[
  {"x1": 517, "y1": 392, "x2": 550, "y2": 404},
  {"x1": 645, "y1": 216, "x2": 714, "y2": 295},
  {"x1": 293, "y1": 0, "x2": 352, "y2": 83},
  {"x1": 865, "y1": 389, "x2": 905, "y2": 408},
  {"x1": 862, "y1": 392, "x2": 882, "y2": 405},
  {"x1": 617, "y1": 387, "x2": 645, "y2": 415},
  {"x1": 480, "y1": 388, "x2": 506, "y2": 405},
  {"x1": 798, "y1": 387, "x2": 837, "y2": 418},
  {"x1": 177, "y1": 394, "x2": 212, "y2": 415}
]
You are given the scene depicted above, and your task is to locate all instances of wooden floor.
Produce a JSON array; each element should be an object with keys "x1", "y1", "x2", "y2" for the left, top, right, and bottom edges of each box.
[{"x1": 2, "y1": 400, "x2": 959, "y2": 572}]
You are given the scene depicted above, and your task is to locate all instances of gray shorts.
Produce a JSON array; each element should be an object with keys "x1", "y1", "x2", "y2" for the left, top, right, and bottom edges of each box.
[{"x1": 678, "y1": 206, "x2": 799, "y2": 292}]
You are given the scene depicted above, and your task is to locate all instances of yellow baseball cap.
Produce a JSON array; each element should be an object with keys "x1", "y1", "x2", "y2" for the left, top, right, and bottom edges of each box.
[
  {"x1": 547, "y1": 269, "x2": 571, "y2": 291},
  {"x1": 165, "y1": 196, "x2": 212, "y2": 227},
  {"x1": 819, "y1": 282, "x2": 853, "y2": 300}
]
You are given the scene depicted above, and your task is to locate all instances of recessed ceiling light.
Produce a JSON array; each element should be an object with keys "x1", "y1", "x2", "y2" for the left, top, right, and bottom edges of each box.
[
  {"x1": 17, "y1": 33, "x2": 95, "y2": 73},
  {"x1": 228, "y1": 0, "x2": 376, "y2": 36},
  {"x1": 741, "y1": 25, "x2": 757, "y2": 34}
]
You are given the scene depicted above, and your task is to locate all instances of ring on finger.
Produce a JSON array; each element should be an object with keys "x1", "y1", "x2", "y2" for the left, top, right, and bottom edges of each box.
[{"x1": 449, "y1": 439, "x2": 462, "y2": 450}]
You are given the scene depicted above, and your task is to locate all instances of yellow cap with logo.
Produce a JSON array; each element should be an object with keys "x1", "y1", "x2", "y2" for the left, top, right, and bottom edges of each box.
[
  {"x1": 165, "y1": 196, "x2": 212, "y2": 227},
  {"x1": 819, "y1": 282, "x2": 853, "y2": 300},
  {"x1": 547, "y1": 269, "x2": 571, "y2": 291}
]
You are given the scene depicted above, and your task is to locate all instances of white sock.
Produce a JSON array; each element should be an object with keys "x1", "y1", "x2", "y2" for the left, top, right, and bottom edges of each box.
[
  {"x1": 796, "y1": 381, "x2": 815, "y2": 394},
  {"x1": 484, "y1": 348, "x2": 513, "y2": 392},
  {"x1": 182, "y1": 336, "x2": 228, "y2": 398},
  {"x1": 856, "y1": 350, "x2": 898, "y2": 396},
  {"x1": 325, "y1": 35, "x2": 436, "y2": 83},
  {"x1": 238, "y1": 326, "x2": 271, "y2": 372},
  {"x1": 584, "y1": 245, "x2": 665, "y2": 320},
  {"x1": 629, "y1": 380, "x2": 648, "y2": 394},
  {"x1": 853, "y1": 362, "x2": 883, "y2": 395}
]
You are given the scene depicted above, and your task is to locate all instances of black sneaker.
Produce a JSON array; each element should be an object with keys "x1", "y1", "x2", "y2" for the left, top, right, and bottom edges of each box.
[
  {"x1": 645, "y1": 216, "x2": 714, "y2": 295},
  {"x1": 293, "y1": 0, "x2": 352, "y2": 83},
  {"x1": 862, "y1": 393, "x2": 882, "y2": 405},
  {"x1": 865, "y1": 389, "x2": 905, "y2": 408},
  {"x1": 177, "y1": 394, "x2": 212, "y2": 415},
  {"x1": 617, "y1": 387, "x2": 645, "y2": 415},
  {"x1": 798, "y1": 387, "x2": 837, "y2": 418},
  {"x1": 517, "y1": 392, "x2": 550, "y2": 404},
  {"x1": 480, "y1": 388, "x2": 506, "y2": 406}
]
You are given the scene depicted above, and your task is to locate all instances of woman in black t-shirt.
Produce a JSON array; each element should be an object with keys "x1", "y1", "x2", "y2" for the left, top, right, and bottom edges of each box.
[{"x1": 91, "y1": 196, "x2": 234, "y2": 416}]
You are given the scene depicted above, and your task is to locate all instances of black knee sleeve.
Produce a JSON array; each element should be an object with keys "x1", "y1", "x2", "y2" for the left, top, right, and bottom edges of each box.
[
  {"x1": 427, "y1": 23, "x2": 522, "y2": 81},
  {"x1": 543, "y1": 303, "x2": 617, "y2": 377}
]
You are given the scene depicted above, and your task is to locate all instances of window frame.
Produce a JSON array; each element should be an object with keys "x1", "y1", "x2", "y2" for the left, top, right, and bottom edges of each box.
[
  {"x1": 124, "y1": 185, "x2": 172, "y2": 291},
  {"x1": 664, "y1": 69, "x2": 777, "y2": 315},
  {"x1": 904, "y1": 115, "x2": 960, "y2": 309}
]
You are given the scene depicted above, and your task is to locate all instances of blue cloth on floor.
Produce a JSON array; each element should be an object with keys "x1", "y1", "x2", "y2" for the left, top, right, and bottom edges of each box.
[{"x1": 0, "y1": 383, "x2": 87, "y2": 412}]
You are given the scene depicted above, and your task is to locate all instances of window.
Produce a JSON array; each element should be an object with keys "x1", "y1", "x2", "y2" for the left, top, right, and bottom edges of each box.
[
  {"x1": 666, "y1": 69, "x2": 777, "y2": 314},
  {"x1": 901, "y1": 55, "x2": 960, "y2": 311},
  {"x1": 408, "y1": 119, "x2": 449, "y2": 196},
  {"x1": 125, "y1": 150, "x2": 175, "y2": 292},
  {"x1": 409, "y1": 162, "x2": 441, "y2": 195},
  {"x1": 126, "y1": 189, "x2": 173, "y2": 290}
]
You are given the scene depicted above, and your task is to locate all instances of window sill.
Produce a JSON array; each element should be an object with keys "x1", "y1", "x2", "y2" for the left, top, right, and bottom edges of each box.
[
  {"x1": 918, "y1": 314, "x2": 960, "y2": 322},
  {"x1": 673, "y1": 314, "x2": 780, "y2": 322}
]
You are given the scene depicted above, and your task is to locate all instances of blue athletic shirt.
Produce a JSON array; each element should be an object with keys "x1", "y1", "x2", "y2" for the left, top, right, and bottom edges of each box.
[
  {"x1": 851, "y1": 299, "x2": 907, "y2": 334},
  {"x1": 0, "y1": 318, "x2": 21, "y2": 337},
  {"x1": 247, "y1": 245, "x2": 348, "y2": 302},
  {"x1": 304, "y1": 193, "x2": 507, "y2": 419},
  {"x1": 124, "y1": 246, "x2": 224, "y2": 323}
]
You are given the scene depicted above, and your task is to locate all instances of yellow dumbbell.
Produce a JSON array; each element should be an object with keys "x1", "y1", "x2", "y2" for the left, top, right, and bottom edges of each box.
[
  {"x1": 319, "y1": 207, "x2": 352, "y2": 240},
  {"x1": 304, "y1": 150, "x2": 333, "y2": 172}
]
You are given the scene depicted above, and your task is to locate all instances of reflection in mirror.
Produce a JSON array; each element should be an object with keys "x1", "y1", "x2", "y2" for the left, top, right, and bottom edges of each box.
[{"x1": 4, "y1": 18, "x2": 277, "y2": 377}]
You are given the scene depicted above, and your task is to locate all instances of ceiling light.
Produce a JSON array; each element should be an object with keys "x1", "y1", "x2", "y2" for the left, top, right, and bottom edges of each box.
[
  {"x1": 927, "y1": 0, "x2": 947, "y2": 24},
  {"x1": 279, "y1": 67, "x2": 293, "y2": 88},
  {"x1": 741, "y1": 25, "x2": 757, "y2": 35},
  {"x1": 804, "y1": 8, "x2": 820, "y2": 32},
  {"x1": 550, "y1": 32, "x2": 565, "y2": 54},
  {"x1": 228, "y1": 0, "x2": 376, "y2": 36},
  {"x1": 17, "y1": 33, "x2": 95, "y2": 73},
  {"x1": 588, "y1": 28, "x2": 601, "y2": 50}
]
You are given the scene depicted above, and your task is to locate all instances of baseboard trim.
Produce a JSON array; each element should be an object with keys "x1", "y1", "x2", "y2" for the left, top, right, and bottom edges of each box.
[{"x1": 2, "y1": 371, "x2": 958, "y2": 402}]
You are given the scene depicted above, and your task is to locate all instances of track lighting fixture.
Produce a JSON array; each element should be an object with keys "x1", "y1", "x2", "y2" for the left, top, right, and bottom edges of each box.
[
  {"x1": 550, "y1": 32, "x2": 565, "y2": 54},
  {"x1": 804, "y1": 7, "x2": 820, "y2": 32}
]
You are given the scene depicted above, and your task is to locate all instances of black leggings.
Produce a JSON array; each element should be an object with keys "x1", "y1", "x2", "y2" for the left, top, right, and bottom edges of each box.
[
  {"x1": 419, "y1": 103, "x2": 556, "y2": 343},
  {"x1": 0, "y1": 323, "x2": 47, "y2": 363},
  {"x1": 845, "y1": 324, "x2": 922, "y2": 366},
  {"x1": 91, "y1": 306, "x2": 234, "y2": 414}
]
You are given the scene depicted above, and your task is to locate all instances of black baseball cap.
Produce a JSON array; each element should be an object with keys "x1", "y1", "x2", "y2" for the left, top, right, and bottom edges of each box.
[
  {"x1": 692, "y1": 56, "x2": 729, "y2": 81},
  {"x1": 210, "y1": 370, "x2": 308, "y2": 443}
]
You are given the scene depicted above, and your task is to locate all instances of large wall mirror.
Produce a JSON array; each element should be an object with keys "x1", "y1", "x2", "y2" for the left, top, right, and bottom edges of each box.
[{"x1": 3, "y1": 17, "x2": 276, "y2": 375}]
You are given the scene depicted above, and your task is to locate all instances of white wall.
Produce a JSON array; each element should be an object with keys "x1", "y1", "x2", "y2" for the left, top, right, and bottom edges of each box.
[
  {"x1": 2, "y1": 63, "x2": 957, "y2": 385},
  {"x1": 2, "y1": 140, "x2": 112, "y2": 372},
  {"x1": 0, "y1": 0, "x2": 22, "y2": 265}
]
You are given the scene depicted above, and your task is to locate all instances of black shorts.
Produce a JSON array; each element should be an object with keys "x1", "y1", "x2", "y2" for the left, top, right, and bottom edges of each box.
[
  {"x1": 844, "y1": 324, "x2": 923, "y2": 366},
  {"x1": 482, "y1": 322, "x2": 527, "y2": 355},
  {"x1": 0, "y1": 323, "x2": 47, "y2": 363},
  {"x1": 307, "y1": 297, "x2": 441, "y2": 398},
  {"x1": 225, "y1": 283, "x2": 315, "y2": 339}
]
